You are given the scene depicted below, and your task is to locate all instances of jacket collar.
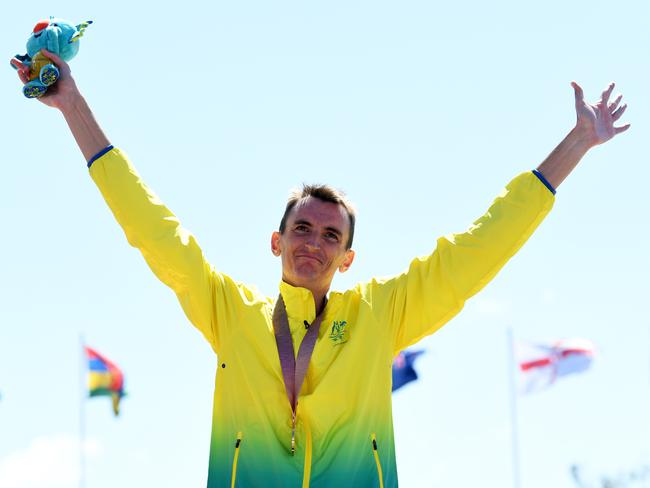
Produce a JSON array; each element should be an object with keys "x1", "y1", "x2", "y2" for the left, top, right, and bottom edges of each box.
[
  {"x1": 279, "y1": 281, "x2": 316, "y2": 324},
  {"x1": 278, "y1": 281, "x2": 343, "y2": 327}
]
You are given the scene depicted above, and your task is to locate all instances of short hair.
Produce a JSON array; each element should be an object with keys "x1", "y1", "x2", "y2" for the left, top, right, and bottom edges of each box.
[{"x1": 279, "y1": 184, "x2": 356, "y2": 249}]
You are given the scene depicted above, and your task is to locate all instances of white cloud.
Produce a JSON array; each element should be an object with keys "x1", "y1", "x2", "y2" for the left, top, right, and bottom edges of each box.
[{"x1": 0, "y1": 435, "x2": 101, "y2": 488}]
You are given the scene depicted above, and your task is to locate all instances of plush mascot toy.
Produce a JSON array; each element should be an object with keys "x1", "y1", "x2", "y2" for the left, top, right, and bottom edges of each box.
[{"x1": 11, "y1": 17, "x2": 92, "y2": 99}]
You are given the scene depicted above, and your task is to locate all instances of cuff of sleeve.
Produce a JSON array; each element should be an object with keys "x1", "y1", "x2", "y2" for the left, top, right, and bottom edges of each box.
[
  {"x1": 87, "y1": 145, "x2": 114, "y2": 168},
  {"x1": 532, "y1": 169, "x2": 556, "y2": 195}
]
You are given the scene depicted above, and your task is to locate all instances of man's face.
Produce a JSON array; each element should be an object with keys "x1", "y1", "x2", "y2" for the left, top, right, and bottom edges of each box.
[{"x1": 271, "y1": 196, "x2": 355, "y2": 293}]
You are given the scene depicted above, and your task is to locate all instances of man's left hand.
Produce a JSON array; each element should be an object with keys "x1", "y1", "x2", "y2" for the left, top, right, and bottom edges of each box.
[{"x1": 573, "y1": 81, "x2": 630, "y2": 148}]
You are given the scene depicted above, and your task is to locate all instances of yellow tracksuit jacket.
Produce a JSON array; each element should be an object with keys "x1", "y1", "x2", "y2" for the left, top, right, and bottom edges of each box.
[{"x1": 90, "y1": 147, "x2": 554, "y2": 487}]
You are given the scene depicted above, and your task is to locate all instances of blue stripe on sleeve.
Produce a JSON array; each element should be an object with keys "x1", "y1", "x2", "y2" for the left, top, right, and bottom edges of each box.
[
  {"x1": 532, "y1": 169, "x2": 556, "y2": 195},
  {"x1": 87, "y1": 145, "x2": 114, "y2": 168}
]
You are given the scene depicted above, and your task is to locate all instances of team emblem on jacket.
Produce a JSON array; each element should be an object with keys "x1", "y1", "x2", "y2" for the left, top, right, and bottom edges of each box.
[{"x1": 329, "y1": 320, "x2": 349, "y2": 345}]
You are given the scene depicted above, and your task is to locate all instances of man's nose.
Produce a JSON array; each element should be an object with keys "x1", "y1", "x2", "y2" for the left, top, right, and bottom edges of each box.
[{"x1": 305, "y1": 239, "x2": 320, "y2": 251}]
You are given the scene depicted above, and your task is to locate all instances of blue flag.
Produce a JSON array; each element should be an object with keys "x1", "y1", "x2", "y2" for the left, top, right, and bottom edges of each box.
[{"x1": 392, "y1": 350, "x2": 425, "y2": 392}]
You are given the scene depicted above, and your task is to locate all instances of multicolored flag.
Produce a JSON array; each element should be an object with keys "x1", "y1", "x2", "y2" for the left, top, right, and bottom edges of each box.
[
  {"x1": 392, "y1": 349, "x2": 425, "y2": 392},
  {"x1": 85, "y1": 346, "x2": 125, "y2": 416},
  {"x1": 515, "y1": 338, "x2": 595, "y2": 394}
]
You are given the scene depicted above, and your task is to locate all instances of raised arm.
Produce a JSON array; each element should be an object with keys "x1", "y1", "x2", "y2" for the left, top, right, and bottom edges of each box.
[
  {"x1": 365, "y1": 82, "x2": 630, "y2": 354},
  {"x1": 536, "y1": 82, "x2": 630, "y2": 189},
  {"x1": 11, "y1": 49, "x2": 110, "y2": 162},
  {"x1": 11, "y1": 49, "x2": 230, "y2": 352}
]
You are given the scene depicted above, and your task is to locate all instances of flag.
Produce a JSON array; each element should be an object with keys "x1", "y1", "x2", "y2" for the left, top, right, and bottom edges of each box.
[
  {"x1": 85, "y1": 346, "x2": 125, "y2": 416},
  {"x1": 392, "y1": 349, "x2": 425, "y2": 392},
  {"x1": 515, "y1": 338, "x2": 595, "y2": 394}
]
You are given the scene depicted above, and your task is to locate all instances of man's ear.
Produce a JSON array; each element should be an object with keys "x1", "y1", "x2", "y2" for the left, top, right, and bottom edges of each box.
[
  {"x1": 338, "y1": 249, "x2": 355, "y2": 273},
  {"x1": 271, "y1": 231, "x2": 282, "y2": 257}
]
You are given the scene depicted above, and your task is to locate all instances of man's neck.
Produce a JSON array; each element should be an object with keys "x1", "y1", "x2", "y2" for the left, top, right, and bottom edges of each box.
[
  {"x1": 300, "y1": 286, "x2": 328, "y2": 315},
  {"x1": 313, "y1": 291, "x2": 328, "y2": 315}
]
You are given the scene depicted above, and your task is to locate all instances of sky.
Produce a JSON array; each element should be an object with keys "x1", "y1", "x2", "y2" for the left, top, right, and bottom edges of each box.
[{"x1": 1, "y1": 1, "x2": 649, "y2": 487}]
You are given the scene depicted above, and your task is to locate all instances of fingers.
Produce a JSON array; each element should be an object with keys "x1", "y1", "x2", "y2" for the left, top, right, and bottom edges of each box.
[
  {"x1": 573, "y1": 80, "x2": 630, "y2": 139},
  {"x1": 10, "y1": 58, "x2": 29, "y2": 85},
  {"x1": 17, "y1": 69, "x2": 29, "y2": 84},
  {"x1": 614, "y1": 123, "x2": 631, "y2": 135},
  {"x1": 571, "y1": 81, "x2": 584, "y2": 105},
  {"x1": 601, "y1": 82, "x2": 615, "y2": 105},
  {"x1": 611, "y1": 103, "x2": 627, "y2": 121},
  {"x1": 605, "y1": 82, "x2": 630, "y2": 137},
  {"x1": 40, "y1": 49, "x2": 68, "y2": 69},
  {"x1": 608, "y1": 94, "x2": 622, "y2": 112}
]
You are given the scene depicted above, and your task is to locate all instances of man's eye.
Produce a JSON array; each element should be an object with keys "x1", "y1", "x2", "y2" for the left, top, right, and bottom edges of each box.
[
  {"x1": 295, "y1": 225, "x2": 309, "y2": 232},
  {"x1": 325, "y1": 232, "x2": 339, "y2": 241}
]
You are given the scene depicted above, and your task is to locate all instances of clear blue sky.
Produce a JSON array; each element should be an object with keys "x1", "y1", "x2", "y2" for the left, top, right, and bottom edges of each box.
[{"x1": 1, "y1": 1, "x2": 648, "y2": 487}]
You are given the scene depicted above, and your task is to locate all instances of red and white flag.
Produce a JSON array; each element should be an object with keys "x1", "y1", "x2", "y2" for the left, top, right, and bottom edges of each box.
[{"x1": 515, "y1": 338, "x2": 596, "y2": 394}]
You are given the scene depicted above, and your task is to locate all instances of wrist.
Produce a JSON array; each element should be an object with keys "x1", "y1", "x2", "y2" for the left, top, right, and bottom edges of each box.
[
  {"x1": 57, "y1": 88, "x2": 111, "y2": 162},
  {"x1": 569, "y1": 125, "x2": 598, "y2": 153},
  {"x1": 57, "y1": 84, "x2": 85, "y2": 115}
]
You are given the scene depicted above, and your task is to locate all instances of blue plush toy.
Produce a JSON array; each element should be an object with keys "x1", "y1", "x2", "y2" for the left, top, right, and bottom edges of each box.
[{"x1": 12, "y1": 17, "x2": 92, "y2": 99}]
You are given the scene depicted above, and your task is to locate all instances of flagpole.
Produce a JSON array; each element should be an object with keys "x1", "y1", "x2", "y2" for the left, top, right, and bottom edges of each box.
[
  {"x1": 507, "y1": 327, "x2": 522, "y2": 488},
  {"x1": 79, "y1": 335, "x2": 86, "y2": 488}
]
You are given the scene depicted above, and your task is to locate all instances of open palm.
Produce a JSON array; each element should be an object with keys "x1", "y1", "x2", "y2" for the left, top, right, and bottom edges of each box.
[{"x1": 573, "y1": 81, "x2": 629, "y2": 147}]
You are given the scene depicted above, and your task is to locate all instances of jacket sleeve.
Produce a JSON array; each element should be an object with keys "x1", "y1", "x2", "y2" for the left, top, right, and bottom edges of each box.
[
  {"x1": 360, "y1": 171, "x2": 555, "y2": 355},
  {"x1": 89, "y1": 147, "x2": 229, "y2": 353}
]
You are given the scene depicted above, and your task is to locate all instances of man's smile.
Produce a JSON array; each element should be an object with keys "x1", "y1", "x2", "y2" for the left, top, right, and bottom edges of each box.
[{"x1": 295, "y1": 254, "x2": 323, "y2": 264}]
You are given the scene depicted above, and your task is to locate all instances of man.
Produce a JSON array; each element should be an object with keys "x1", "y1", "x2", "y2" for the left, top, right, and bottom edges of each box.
[{"x1": 11, "y1": 49, "x2": 629, "y2": 487}]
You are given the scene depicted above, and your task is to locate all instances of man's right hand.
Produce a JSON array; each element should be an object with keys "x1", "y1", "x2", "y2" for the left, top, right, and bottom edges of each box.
[
  {"x1": 10, "y1": 49, "x2": 81, "y2": 111},
  {"x1": 11, "y1": 48, "x2": 111, "y2": 162}
]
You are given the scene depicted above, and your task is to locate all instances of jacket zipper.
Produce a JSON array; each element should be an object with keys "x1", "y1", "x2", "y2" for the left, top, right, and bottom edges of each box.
[
  {"x1": 230, "y1": 431, "x2": 243, "y2": 488},
  {"x1": 301, "y1": 422, "x2": 312, "y2": 488},
  {"x1": 371, "y1": 433, "x2": 384, "y2": 488}
]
